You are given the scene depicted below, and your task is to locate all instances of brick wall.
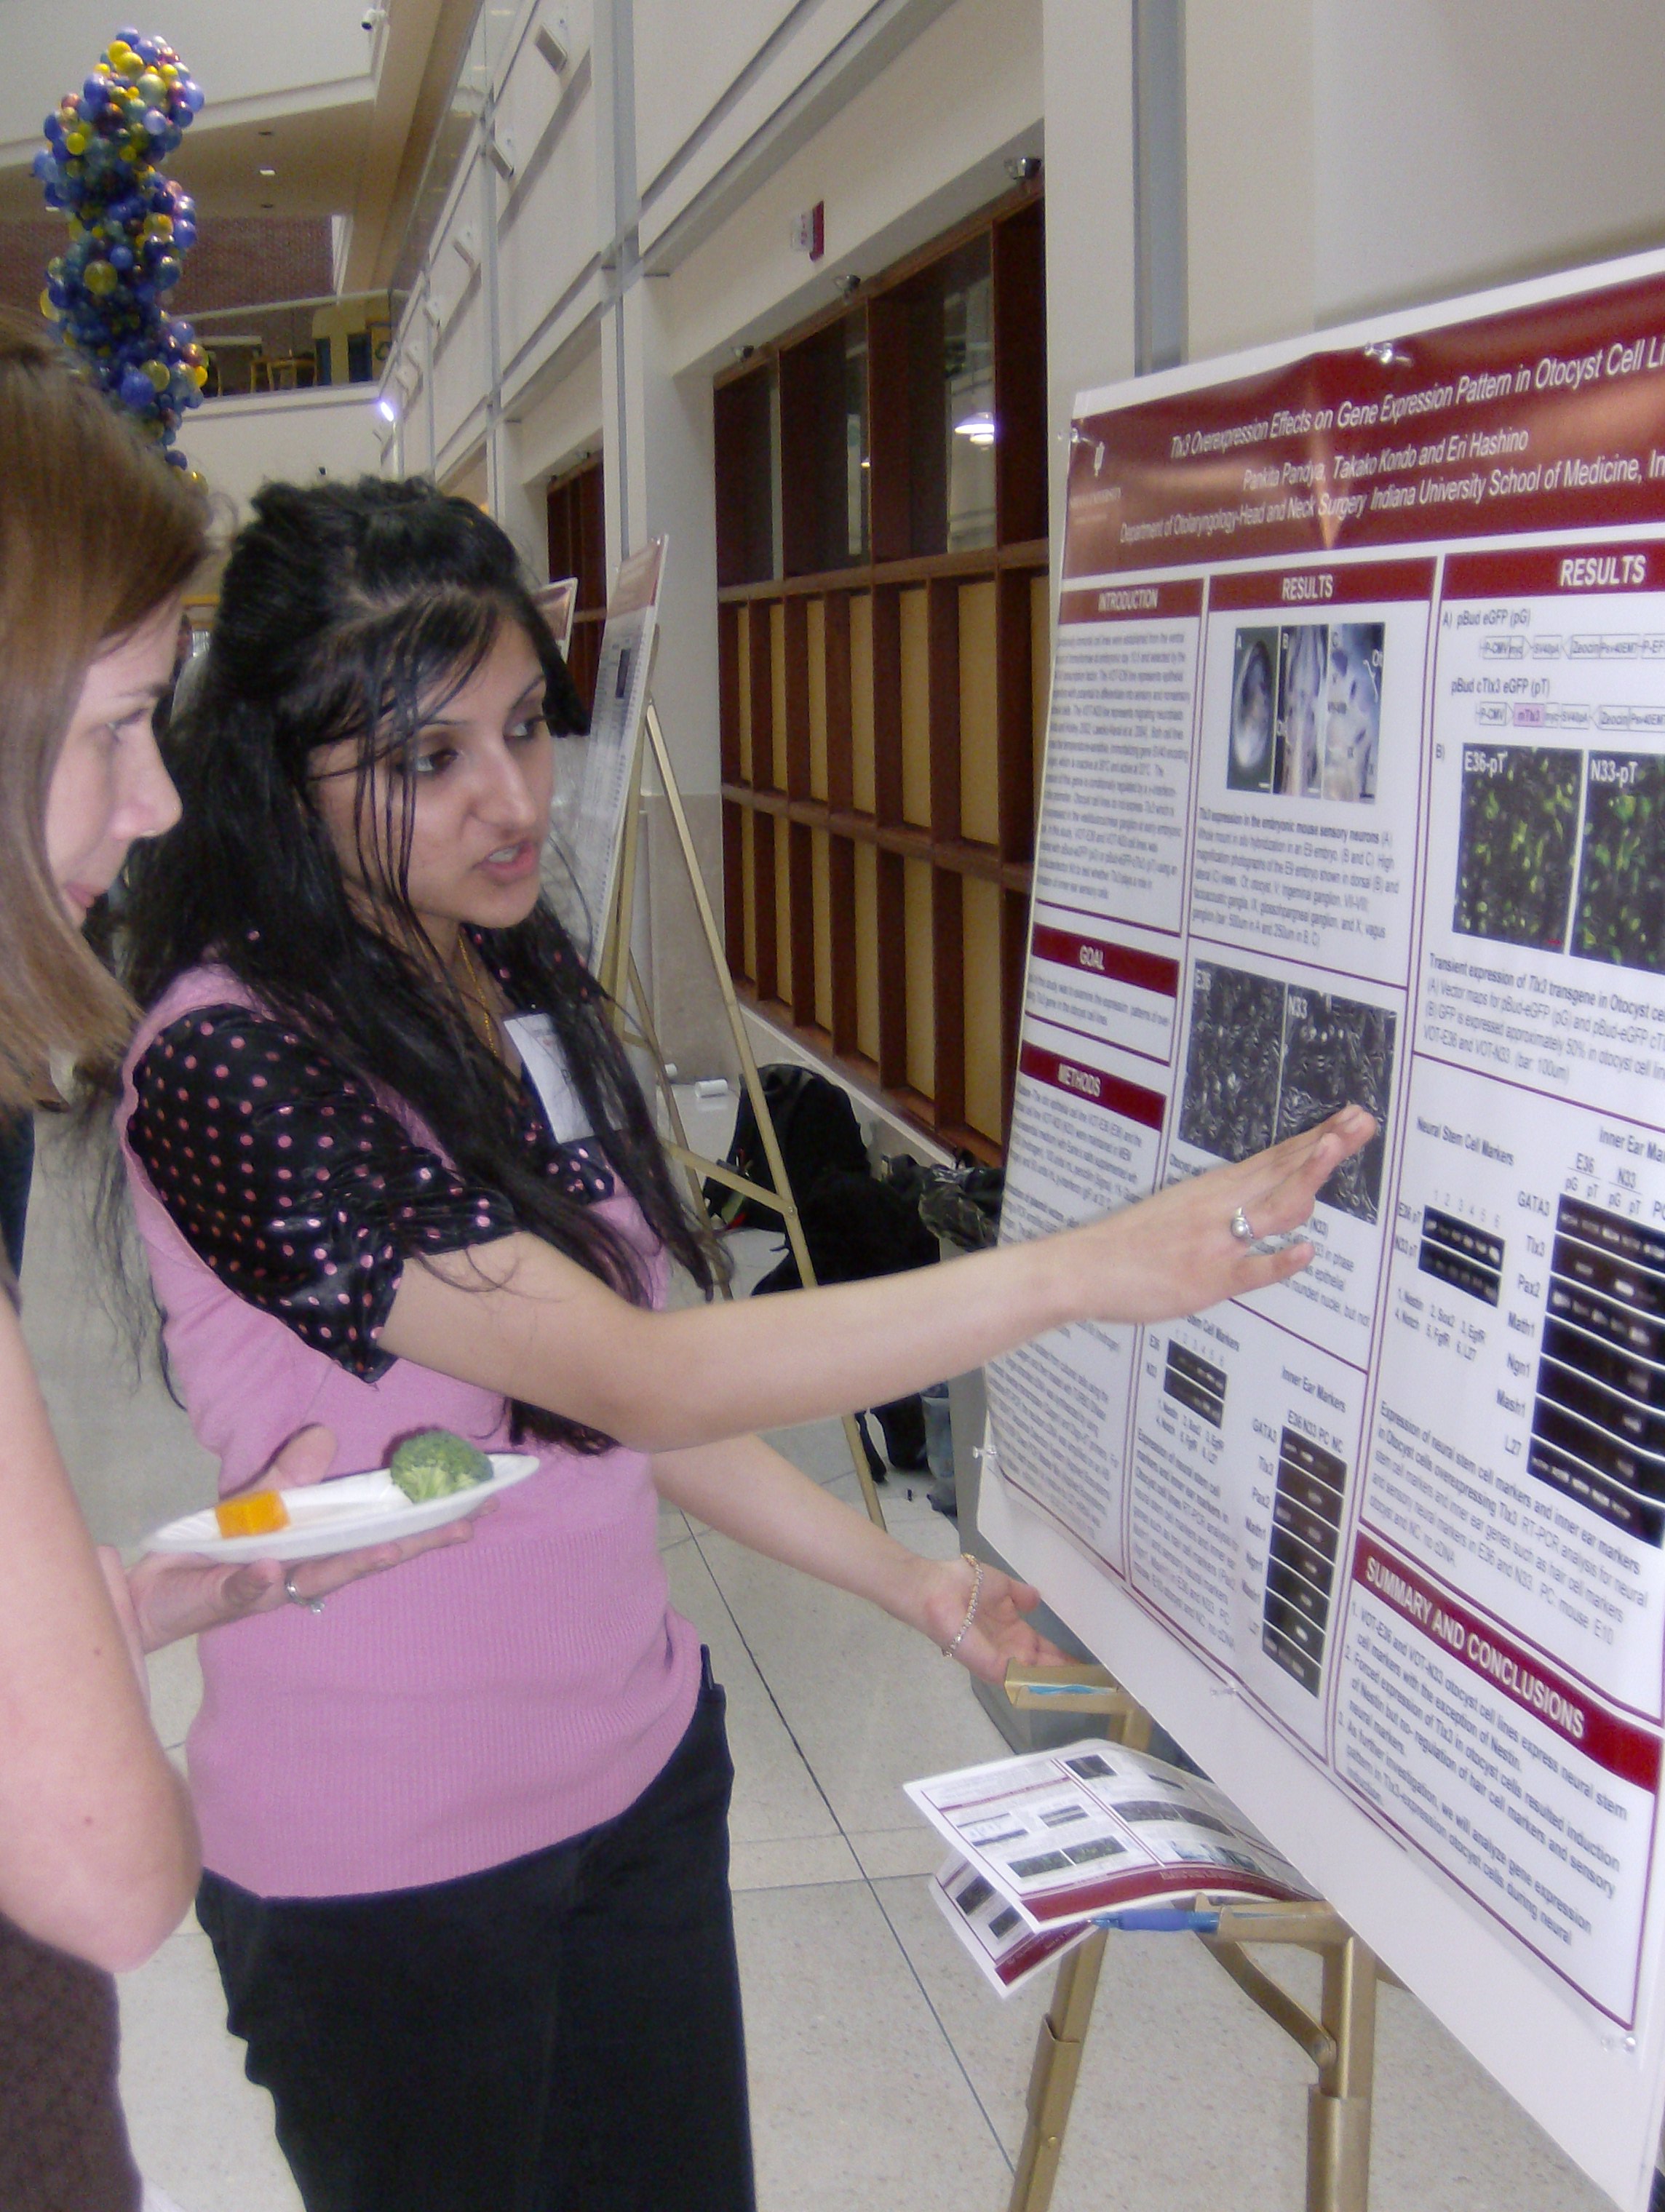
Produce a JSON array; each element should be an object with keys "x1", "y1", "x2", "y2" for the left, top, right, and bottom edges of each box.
[{"x1": 0, "y1": 215, "x2": 334, "y2": 316}]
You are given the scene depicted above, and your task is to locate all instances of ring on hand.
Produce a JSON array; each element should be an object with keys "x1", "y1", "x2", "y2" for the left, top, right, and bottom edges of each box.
[
  {"x1": 284, "y1": 1570, "x2": 325, "y2": 1616},
  {"x1": 1229, "y1": 1205, "x2": 1256, "y2": 1246},
  {"x1": 941, "y1": 1553, "x2": 984, "y2": 1659}
]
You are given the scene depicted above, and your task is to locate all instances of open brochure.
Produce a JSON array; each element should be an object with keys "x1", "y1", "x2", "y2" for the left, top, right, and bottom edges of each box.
[
  {"x1": 906, "y1": 1740, "x2": 1314, "y2": 1933},
  {"x1": 930, "y1": 1856, "x2": 1096, "y2": 1997}
]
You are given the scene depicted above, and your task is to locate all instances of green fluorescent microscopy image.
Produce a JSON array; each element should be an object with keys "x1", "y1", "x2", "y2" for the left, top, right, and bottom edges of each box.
[
  {"x1": 1573, "y1": 752, "x2": 1665, "y2": 975},
  {"x1": 1453, "y1": 744, "x2": 1581, "y2": 952}
]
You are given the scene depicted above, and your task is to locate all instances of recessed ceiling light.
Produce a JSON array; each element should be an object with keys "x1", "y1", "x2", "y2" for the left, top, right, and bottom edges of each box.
[{"x1": 258, "y1": 167, "x2": 276, "y2": 178}]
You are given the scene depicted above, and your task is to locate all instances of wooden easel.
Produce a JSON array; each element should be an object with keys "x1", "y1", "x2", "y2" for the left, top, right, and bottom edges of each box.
[
  {"x1": 999, "y1": 1662, "x2": 1383, "y2": 2212},
  {"x1": 595, "y1": 696, "x2": 887, "y2": 1531}
]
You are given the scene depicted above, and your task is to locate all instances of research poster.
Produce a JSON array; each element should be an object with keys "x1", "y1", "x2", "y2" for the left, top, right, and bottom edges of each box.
[
  {"x1": 560, "y1": 535, "x2": 663, "y2": 962},
  {"x1": 976, "y1": 250, "x2": 1665, "y2": 2211}
]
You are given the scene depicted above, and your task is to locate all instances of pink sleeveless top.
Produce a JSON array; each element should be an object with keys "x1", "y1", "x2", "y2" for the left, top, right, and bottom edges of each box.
[{"x1": 118, "y1": 968, "x2": 701, "y2": 1898}]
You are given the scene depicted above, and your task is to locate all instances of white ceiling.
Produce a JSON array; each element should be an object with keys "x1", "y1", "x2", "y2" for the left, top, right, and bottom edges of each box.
[{"x1": 0, "y1": 0, "x2": 477, "y2": 284}]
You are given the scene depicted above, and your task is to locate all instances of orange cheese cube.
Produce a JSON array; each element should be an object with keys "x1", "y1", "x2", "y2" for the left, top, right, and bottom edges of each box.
[{"x1": 215, "y1": 1489, "x2": 290, "y2": 1539}]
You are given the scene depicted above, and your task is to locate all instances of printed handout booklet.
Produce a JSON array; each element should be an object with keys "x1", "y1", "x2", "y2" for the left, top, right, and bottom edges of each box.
[
  {"x1": 929, "y1": 1856, "x2": 1096, "y2": 1996},
  {"x1": 907, "y1": 1740, "x2": 1314, "y2": 1934}
]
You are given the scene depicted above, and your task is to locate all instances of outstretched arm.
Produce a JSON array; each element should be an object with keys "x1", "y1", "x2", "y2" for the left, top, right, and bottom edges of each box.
[
  {"x1": 651, "y1": 1433, "x2": 1065, "y2": 1684},
  {"x1": 382, "y1": 1106, "x2": 1375, "y2": 1452},
  {"x1": 0, "y1": 1300, "x2": 198, "y2": 1971}
]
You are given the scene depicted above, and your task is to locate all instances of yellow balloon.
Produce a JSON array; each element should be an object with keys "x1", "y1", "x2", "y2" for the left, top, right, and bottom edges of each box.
[{"x1": 65, "y1": 129, "x2": 89, "y2": 154}]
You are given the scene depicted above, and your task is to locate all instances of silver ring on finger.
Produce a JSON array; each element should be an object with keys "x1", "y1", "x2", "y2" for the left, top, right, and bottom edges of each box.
[
  {"x1": 1229, "y1": 1205, "x2": 1256, "y2": 1246},
  {"x1": 284, "y1": 1570, "x2": 325, "y2": 1616}
]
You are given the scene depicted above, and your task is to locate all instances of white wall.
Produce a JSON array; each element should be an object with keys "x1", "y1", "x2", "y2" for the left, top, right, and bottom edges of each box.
[
  {"x1": 0, "y1": 0, "x2": 374, "y2": 155},
  {"x1": 1314, "y1": 0, "x2": 1665, "y2": 325},
  {"x1": 183, "y1": 383, "x2": 389, "y2": 520},
  {"x1": 1175, "y1": 0, "x2": 1665, "y2": 368}
]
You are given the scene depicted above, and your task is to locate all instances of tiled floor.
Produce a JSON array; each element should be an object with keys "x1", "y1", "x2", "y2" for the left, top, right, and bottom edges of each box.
[{"x1": 20, "y1": 1126, "x2": 1614, "y2": 2212}]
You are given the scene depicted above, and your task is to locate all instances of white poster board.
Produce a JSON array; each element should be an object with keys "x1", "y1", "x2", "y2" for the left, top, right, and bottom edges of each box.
[
  {"x1": 982, "y1": 246, "x2": 1665, "y2": 2211},
  {"x1": 559, "y1": 536, "x2": 664, "y2": 962}
]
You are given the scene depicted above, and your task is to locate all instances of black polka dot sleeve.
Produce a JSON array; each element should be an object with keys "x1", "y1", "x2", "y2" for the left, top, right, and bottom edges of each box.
[{"x1": 127, "y1": 1008, "x2": 519, "y2": 1379}]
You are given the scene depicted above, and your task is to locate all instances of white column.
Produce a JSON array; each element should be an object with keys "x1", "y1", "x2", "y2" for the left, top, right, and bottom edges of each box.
[
  {"x1": 1184, "y1": 0, "x2": 1315, "y2": 359},
  {"x1": 1041, "y1": 0, "x2": 1137, "y2": 576}
]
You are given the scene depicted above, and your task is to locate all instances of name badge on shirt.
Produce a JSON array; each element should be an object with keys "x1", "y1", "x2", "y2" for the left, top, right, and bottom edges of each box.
[{"x1": 504, "y1": 1014, "x2": 592, "y2": 1146}]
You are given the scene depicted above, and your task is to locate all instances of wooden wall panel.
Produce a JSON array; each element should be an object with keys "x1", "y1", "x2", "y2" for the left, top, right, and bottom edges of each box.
[
  {"x1": 958, "y1": 580, "x2": 998, "y2": 844},
  {"x1": 739, "y1": 811, "x2": 758, "y2": 983},
  {"x1": 769, "y1": 602, "x2": 789, "y2": 791},
  {"x1": 806, "y1": 599, "x2": 829, "y2": 800},
  {"x1": 722, "y1": 800, "x2": 747, "y2": 979},
  {"x1": 899, "y1": 586, "x2": 931, "y2": 828},
  {"x1": 752, "y1": 813, "x2": 779, "y2": 1003},
  {"x1": 734, "y1": 605, "x2": 753, "y2": 781},
  {"x1": 712, "y1": 187, "x2": 1049, "y2": 1162},
  {"x1": 931, "y1": 865, "x2": 964, "y2": 1133},
  {"x1": 878, "y1": 849, "x2": 908, "y2": 1089},
  {"x1": 1031, "y1": 573, "x2": 1052, "y2": 819},
  {"x1": 962, "y1": 875, "x2": 1004, "y2": 1139},
  {"x1": 992, "y1": 202, "x2": 1047, "y2": 547},
  {"x1": 811, "y1": 830, "x2": 833, "y2": 1031},
  {"x1": 829, "y1": 834, "x2": 858, "y2": 1054},
  {"x1": 849, "y1": 593, "x2": 875, "y2": 812},
  {"x1": 776, "y1": 819, "x2": 797, "y2": 1008},
  {"x1": 824, "y1": 593, "x2": 853, "y2": 812},
  {"x1": 902, "y1": 857, "x2": 935, "y2": 1100},
  {"x1": 718, "y1": 605, "x2": 742, "y2": 786},
  {"x1": 853, "y1": 840, "x2": 880, "y2": 1062},
  {"x1": 787, "y1": 821, "x2": 814, "y2": 1019},
  {"x1": 997, "y1": 567, "x2": 1037, "y2": 866},
  {"x1": 871, "y1": 588, "x2": 903, "y2": 828}
]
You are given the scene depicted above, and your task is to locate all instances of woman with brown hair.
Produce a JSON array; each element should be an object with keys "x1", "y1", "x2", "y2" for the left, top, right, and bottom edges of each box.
[
  {"x1": 0, "y1": 310, "x2": 206, "y2": 2212},
  {"x1": 0, "y1": 318, "x2": 458, "y2": 2211}
]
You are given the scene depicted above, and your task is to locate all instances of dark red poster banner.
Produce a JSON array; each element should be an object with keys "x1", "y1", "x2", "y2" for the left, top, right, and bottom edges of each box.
[
  {"x1": 1058, "y1": 579, "x2": 1206, "y2": 625},
  {"x1": 1030, "y1": 923, "x2": 1180, "y2": 1000},
  {"x1": 1066, "y1": 267, "x2": 1665, "y2": 577},
  {"x1": 1351, "y1": 1534, "x2": 1661, "y2": 1791},
  {"x1": 1443, "y1": 541, "x2": 1661, "y2": 599},
  {"x1": 1017, "y1": 1042, "x2": 1166, "y2": 1131},
  {"x1": 1207, "y1": 557, "x2": 1437, "y2": 612}
]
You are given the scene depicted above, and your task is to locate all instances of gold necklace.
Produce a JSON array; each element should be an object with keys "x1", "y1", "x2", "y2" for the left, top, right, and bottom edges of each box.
[{"x1": 453, "y1": 932, "x2": 503, "y2": 1061}]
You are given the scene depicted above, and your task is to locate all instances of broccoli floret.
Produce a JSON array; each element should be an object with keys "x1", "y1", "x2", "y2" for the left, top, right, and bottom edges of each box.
[{"x1": 389, "y1": 1429, "x2": 493, "y2": 1503}]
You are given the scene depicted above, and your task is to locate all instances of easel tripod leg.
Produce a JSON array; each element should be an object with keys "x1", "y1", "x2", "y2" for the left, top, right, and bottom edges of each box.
[
  {"x1": 1007, "y1": 1928, "x2": 1107, "y2": 2212},
  {"x1": 1306, "y1": 1934, "x2": 1376, "y2": 2212}
]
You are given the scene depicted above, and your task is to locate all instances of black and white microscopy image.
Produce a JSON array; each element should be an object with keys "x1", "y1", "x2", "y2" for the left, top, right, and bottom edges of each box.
[
  {"x1": 1573, "y1": 752, "x2": 1665, "y2": 975},
  {"x1": 1275, "y1": 624, "x2": 1327, "y2": 796},
  {"x1": 1322, "y1": 624, "x2": 1383, "y2": 802},
  {"x1": 1177, "y1": 962, "x2": 1287, "y2": 1162},
  {"x1": 1274, "y1": 987, "x2": 1396, "y2": 1223},
  {"x1": 1228, "y1": 628, "x2": 1278, "y2": 792},
  {"x1": 1453, "y1": 744, "x2": 1581, "y2": 951}
]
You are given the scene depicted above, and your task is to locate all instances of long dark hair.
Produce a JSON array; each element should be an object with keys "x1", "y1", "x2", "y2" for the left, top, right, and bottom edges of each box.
[{"x1": 119, "y1": 475, "x2": 720, "y2": 1450}]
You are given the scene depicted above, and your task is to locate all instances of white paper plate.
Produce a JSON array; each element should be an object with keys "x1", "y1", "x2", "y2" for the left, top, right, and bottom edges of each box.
[{"x1": 141, "y1": 1454, "x2": 540, "y2": 1563}]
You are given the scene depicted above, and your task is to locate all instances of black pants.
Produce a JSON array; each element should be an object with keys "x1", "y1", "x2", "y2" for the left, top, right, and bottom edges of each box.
[{"x1": 197, "y1": 1661, "x2": 754, "y2": 2212}]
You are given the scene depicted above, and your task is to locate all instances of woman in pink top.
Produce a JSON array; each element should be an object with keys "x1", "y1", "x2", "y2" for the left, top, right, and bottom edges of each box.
[{"x1": 114, "y1": 479, "x2": 1370, "y2": 2212}]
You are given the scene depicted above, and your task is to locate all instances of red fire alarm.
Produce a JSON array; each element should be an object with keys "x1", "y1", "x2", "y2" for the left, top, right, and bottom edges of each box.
[{"x1": 790, "y1": 201, "x2": 825, "y2": 263}]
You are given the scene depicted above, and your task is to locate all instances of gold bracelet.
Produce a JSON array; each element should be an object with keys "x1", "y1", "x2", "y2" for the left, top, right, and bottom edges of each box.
[{"x1": 941, "y1": 1552, "x2": 984, "y2": 1658}]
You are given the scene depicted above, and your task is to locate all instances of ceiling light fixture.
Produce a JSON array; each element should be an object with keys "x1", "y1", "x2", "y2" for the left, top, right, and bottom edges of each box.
[
  {"x1": 258, "y1": 166, "x2": 276, "y2": 178},
  {"x1": 376, "y1": 395, "x2": 399, "y2": 424},
  {"x1": 954, "y1": 410, "x2": 996, "y2": 447}
]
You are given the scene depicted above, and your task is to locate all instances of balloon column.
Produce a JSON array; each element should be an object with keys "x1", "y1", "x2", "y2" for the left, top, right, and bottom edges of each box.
[{"x1": 33, "y1": 31, "x2": 207, "y2": 467}]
